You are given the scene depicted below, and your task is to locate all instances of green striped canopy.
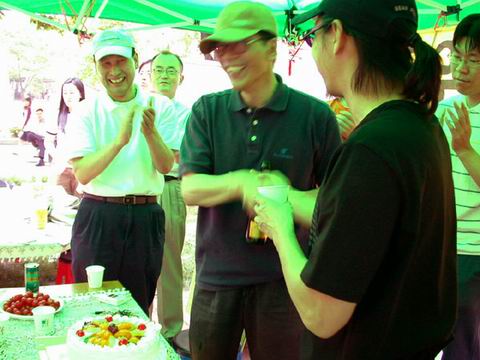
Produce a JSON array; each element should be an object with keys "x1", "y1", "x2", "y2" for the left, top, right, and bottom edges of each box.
[{"x1": 0, "y1": 0, "x2": 478, "y2": 35}]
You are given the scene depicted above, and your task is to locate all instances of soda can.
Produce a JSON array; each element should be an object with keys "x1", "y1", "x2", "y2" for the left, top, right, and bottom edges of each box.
[{"x1": 25, "y1": 263, "x2": 40, "y2": 294}]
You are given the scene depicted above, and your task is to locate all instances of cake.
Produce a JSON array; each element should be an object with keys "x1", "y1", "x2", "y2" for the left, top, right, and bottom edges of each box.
[{"x1": 66, "y1": 315, "x2": 164, "y2": 360}]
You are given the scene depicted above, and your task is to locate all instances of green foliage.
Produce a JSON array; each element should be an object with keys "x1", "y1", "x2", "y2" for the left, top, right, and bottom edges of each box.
[
  {"x1": 9, "y1": 127, "x2": 21, "y2": 138},
  {"x1": 30, "y1": 15, "x2": 65, "y2": 33},
  {"x1": 0, "y1": 176, "x2": 23, "y2": 186}
]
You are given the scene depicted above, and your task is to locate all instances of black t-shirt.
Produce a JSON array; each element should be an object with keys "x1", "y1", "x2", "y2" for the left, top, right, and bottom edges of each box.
[
  {"x1": 180, "y1": 75, "x2": 341, "y2": 289},
  {"x1": 301, "y1": 100, "x2": 457, "y2": 359}
]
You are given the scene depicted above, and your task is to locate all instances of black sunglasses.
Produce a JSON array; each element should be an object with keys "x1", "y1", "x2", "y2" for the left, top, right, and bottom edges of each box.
[{"x1": 301, "y1": 23, "x2": 330, "y2": 47}]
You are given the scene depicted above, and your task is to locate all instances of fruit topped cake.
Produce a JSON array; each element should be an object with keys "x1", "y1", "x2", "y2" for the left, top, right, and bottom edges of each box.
[{"x1": 67, "y1": 315, "x2": 162, "y2": 360}]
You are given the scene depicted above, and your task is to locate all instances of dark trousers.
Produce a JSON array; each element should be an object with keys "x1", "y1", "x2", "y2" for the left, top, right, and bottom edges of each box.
[
  {"x1": 20, "y1": 131, "x2": 45, "y2": 159},
  {"x1": 442, "y1": 254, "x2": 480, "y2": 359},
  {"x1": 189, "y1": 279, "x2": 303, "y2": 360},
  {"x1": 71, "y1": 198, "x2": 165, "y2": 315}
]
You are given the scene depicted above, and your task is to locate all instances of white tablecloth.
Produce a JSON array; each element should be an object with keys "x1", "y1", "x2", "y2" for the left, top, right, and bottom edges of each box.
[{"x1": 0, "y1": 186, "x2": 73, "y2": 261}]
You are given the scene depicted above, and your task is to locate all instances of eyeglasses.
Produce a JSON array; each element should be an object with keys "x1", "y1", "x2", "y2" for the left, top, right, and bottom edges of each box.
[
  {"x1": 301, "y1": 23, "x2": 330, "y2": 48},
  {"x1": 152, "y1": 67, "x2": 178, "y2": 76},
  {"x1": 213, "y1": 37, "x2": 263, "y2": 57},
  {"x1": 449, "y1": 52, "x2": 480, "y2": 69}
]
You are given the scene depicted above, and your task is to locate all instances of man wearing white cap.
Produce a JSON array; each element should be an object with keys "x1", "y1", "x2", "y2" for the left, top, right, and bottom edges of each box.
[{"x1": 65, "y1": 29, "x2": 175, "y2": 315}]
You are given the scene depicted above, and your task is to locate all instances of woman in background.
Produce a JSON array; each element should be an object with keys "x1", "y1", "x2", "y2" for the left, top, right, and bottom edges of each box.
[
  {"x1": 138, "y1": 59, "x2": 153, "y2": 92},
  {"x1": 47, "y1": 77, "x2": 85, "y2": 197},
  {"x1": 51, "y1": 77, "x2": 85, "y2": 285}
]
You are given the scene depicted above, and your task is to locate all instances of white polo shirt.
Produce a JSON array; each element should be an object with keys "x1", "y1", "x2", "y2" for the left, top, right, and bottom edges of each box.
[
  {"x1": 438, "y1": 94, "x2": 480, "y2": 255},
  {"x1": 64, "y1": 86, "x2": 176, "y2": 196},
  {"x1": 158, "y1": 99, "x2": 190, "y2": 151},
  {"x1": 158, "y1": 99, "x2": 190, "y2": 178}
]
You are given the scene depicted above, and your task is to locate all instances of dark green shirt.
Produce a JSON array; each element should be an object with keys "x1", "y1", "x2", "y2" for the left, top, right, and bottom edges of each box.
[{"x1": 180, "y1": 75, "x2": 341, "y2": 289}]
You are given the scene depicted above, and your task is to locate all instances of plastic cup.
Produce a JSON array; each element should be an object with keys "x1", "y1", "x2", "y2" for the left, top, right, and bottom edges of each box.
[
  {"x1": 34, "y1": 208, "x2": 48, "y2": 230},
  {"x1": 257, "y1": 185, "x2": 289, "y2": 203},
  {"x1": 32, "y1": 306, "x2": 55, "y2": 335},
  {"x1": 85, "y1": 265, "x2": 105, "y2": 288}
]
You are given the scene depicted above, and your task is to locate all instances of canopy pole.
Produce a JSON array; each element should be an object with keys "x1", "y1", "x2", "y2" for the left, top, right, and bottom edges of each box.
[
  {"x1": 462, "y1": 0, "x2": 480, "y2": 7},
  {"x1": 0, "y1": 1, "x2": 69, "y2": 31},
  {"x1": 134, "y1": 0, "x2": 194, "y2": 23},
  {"x1": 128, "y1": 20, "x2": 215, "y2": 32},
  {"x1": 72, "y1": 0, "x2": 94, "y2": 34},
  {"x1": 94, "y1": 0, "x2": 109, "y2": 19},
  {"x1": 416, "y1": 0, "x2": 446, "y2": 11}
]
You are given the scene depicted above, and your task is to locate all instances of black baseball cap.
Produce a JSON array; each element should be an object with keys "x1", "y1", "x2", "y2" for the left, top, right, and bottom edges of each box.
[{"x1": 293, "y1": 0, "x2": 418, "y2": 38}]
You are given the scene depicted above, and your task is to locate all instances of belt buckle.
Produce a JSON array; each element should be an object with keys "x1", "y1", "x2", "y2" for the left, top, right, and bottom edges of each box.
[{"x1": 123, "y1": 195, "x2": 136, "y2": 205}]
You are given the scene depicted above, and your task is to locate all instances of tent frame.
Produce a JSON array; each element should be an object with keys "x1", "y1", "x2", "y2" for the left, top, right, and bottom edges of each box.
[{"x1": 1, "y1": 0, "x2": 479, "y2": 36}]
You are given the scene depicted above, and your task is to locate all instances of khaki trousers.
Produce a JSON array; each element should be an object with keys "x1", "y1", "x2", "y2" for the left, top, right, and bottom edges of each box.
[{"x1": 157, "y1": 179, "x2": 187, "y2": 338}]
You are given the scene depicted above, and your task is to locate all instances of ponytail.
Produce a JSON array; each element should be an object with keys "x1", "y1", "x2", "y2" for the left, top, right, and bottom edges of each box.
[{"x1": 403, "y1": 34, "x2": 442, "y2": 115}]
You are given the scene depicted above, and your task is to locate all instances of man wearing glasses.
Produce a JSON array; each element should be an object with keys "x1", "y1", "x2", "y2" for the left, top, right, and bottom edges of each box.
[
  {"x1": 437, "y1": 14, "x2": 480, "y2": 360},
  {"x1": 180, "y1": 1, "x2": 341, "y2": 359},
  {"x1": 150, "y1": 50, "x2": 191, "y2": 343}
]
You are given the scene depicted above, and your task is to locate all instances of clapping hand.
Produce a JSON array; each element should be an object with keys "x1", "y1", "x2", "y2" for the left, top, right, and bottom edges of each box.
[
  {"x1": 116, "y1": 106, "x2": 136, "y2": 147},
  {"x1": 142, "y1": 96, "x2": 159, "y2": 140},
  {"x1": 445, "y1": 102, "x2": 472, "y2": 155}
]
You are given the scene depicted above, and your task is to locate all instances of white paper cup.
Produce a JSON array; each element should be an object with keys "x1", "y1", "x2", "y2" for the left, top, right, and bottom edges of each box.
[
  {"x1": 32, "y1": 306, "x2": 55, "y2": 335},
  {"x1": 85, "y1": 265, "x2": 105, "y2": 288},
  {"x1": 257, "y1": 185, "x2": 289, "y2": 203}
]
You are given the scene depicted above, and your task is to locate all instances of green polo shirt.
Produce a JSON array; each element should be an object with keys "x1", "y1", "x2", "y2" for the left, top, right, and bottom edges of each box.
[{"x1": 180, "y1": 74, "x2": 341, "y2": 289}]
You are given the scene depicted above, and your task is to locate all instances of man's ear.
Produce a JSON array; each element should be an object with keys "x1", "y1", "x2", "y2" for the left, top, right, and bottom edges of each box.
[
  {"x1": 93, "y1": 56, "x2": 99, "y2": 74},
  {"x1": 331, "y1": 19, "x2": 346, "y2": 55},
  {"x1": 133, "y1": 51, "x2": 139, "y2": 69},
  {"x1": 179, "y1": 74, "x2": 185, "y2": 85},
  {"x1": 267, "y1": 38, "x2": 277, "y2": 63}
]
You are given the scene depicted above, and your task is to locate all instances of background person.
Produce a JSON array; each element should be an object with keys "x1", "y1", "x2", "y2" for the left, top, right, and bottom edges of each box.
[
  {"x1": 436, "y1": 14, "x2": 480, "y2": 360},
  {"x1": 180, "y1": 2, "x2": 341, "y2": 359},
  {"x1": 254, "y1": 0, "x2": 456, "y2": 358},
  {"x1": 20, "y1": 96, "x2": 32, "y2": 130},
  {"x1": 20, "y1": 106, "x2": 47, "y2": 167},
  {"x1": 49, "y1": 77, "x2": 86, "y2": 285},
  {"x1": 329, "y1": 97, "x2": 356, "y2": 141},
  {"x1": 49, "y1": 77, "x2": 86, "y2": 197},
  {"x1": 138, "y1": 58, "x2": 153, "y2": 92},
  {"x1": 151, "y1": 50, "x2": 191, "y2": 341}
]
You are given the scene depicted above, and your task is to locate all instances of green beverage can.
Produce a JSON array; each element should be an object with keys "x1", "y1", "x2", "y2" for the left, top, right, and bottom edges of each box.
[{"x1": 25, "y1": 263, "x2": 39, "y2": 294}]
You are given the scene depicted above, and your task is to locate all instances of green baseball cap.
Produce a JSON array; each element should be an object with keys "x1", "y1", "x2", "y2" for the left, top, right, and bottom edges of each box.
[{"x1": 199, "y1": 1, "x2": 278, "y2": 54}]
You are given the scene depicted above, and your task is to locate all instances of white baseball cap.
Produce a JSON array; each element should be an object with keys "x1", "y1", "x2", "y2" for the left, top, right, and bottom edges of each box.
[{"x1": 92, "y1": 29, "x2": 135, "y2": 60}]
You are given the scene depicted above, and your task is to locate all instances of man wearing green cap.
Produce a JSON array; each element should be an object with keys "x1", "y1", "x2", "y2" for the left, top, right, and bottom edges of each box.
[
  {"x1": 65, "y1": 29, "x2": 176, "y2": 315},
  {"x1": 254, "y1": 0, "x2": 456, "y2": 358},
  {"x1": 180, "y1": 2, "x2": 341, "y2": 359}
]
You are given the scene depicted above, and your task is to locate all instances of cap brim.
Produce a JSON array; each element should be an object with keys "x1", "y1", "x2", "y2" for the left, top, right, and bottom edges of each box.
[
  {"x1": 94, "y1": 45, "x2": 132, "y2": 60},
  {"x1": 199, "y1": 28, "x2": 260, "y2": 54},
  {"x1": 292, "y1": 5, "x2": 323, "y2": 26}
]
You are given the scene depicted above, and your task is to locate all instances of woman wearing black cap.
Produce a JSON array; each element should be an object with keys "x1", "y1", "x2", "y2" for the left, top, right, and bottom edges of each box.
[{"x1": 254, "y1": 0, "x2": 456, "y2": 359}]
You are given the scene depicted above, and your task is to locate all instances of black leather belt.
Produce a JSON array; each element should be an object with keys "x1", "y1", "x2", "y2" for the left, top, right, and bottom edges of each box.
[
  {"x1": 83, "y1": 193, "x2": 157, "y2": 205},
  {"x1": 165, "y1": 175, "x2": 178, "y2": 182}
]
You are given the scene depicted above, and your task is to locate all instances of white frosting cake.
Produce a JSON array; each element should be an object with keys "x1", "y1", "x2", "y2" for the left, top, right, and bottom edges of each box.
[{"x1": 66, "y1": 315, "x2": 164, "y2": 360}]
